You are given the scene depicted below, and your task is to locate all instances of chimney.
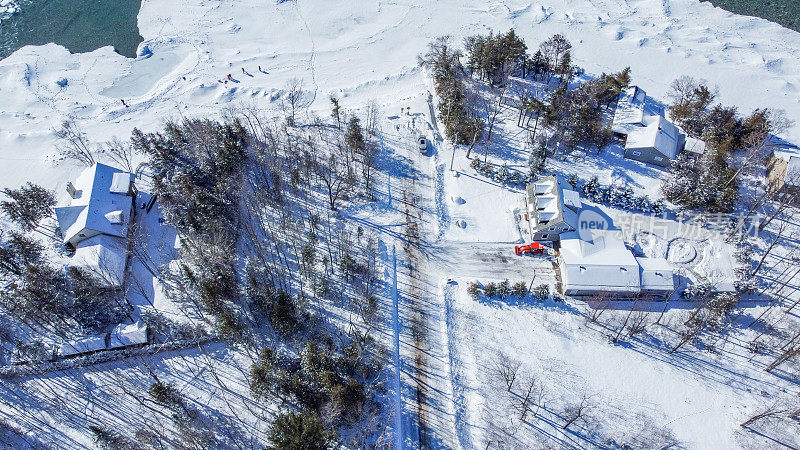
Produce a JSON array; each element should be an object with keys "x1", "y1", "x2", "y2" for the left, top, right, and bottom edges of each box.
[{"x1": 66, "y1": 182, "x2": 77, "y2": 198}]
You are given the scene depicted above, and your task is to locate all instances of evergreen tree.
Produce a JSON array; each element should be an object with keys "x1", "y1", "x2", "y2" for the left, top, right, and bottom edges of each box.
[
  {"x1": 268, "y1": 411, "x2": 334, "y2": 450},
  {"x1": 1, "y1": 183, "x2": 55, "y2": 232}
]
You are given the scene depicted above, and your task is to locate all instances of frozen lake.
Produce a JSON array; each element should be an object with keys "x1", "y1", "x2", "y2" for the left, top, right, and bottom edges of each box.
[{"x1": 0, "y1": 0, "x2": 142, "y2": 60}]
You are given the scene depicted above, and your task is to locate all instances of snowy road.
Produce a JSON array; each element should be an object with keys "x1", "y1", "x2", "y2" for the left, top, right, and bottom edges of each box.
[{"x1": 391, "y1": 99, "x2": 559, "y2": 448}]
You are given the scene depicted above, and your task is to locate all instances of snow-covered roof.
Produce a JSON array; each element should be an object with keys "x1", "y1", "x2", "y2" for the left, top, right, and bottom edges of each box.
[
  {"x1": 71, "y1": 234, "x2": 128, "y2": 287},
  {"x1": 612, "y1": 86, "x2": 646, "y2": 135},
  {"x1": 110, "y1": 172, "x2": 134, "y2": 194},
  {"x1": 683, "y1": 136, "x2": 706, "y2": 155},
  {"x1": 109, "y1": 321, "x2": 148, "y2": 348},
  {"x1": 55, "y1": 163, "x2": 135, "y2": 245},
  {"x1": 636, "y1": 257, "x2": 675, "y2": 291},
  {"x1": 527, "y1": 176, "x2": 580, "y2": 232},
  {"x1": 59, "y1": 335, "x2": 106, "y2": 357},
  {"x1": 562, "y1": 189, "x2": 581, "y2": 210},
  {"x1": 625, "y1": 115, "x2": 683, "y2": 159},
  {"x1": 560, "y1": 231, "x2": 641, "y2": 293}
]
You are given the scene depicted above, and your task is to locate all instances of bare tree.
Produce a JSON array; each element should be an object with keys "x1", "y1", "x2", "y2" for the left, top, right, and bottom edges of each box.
[
  {"x1": 752, "y1": 221, "x2": 787, "y2": 276},
  {"x1": 514, "y1": 375, "x2": 545, "y2": 421},
  {"x1": 586, "y1": 292, "x2": 612, "y2": 324},
  {"x1": 483, "y1": 86, "x2": 506, "y2": 143},
  {"x1": 740, "y1": 403, "x2": 792, "y2": 427},
  {"x1": 55, "y1": 119, "x2": 97, "y2": 166},
  {"x1": 280, "y1": 78, "x2": 313, "y2": 127},
  {"x1": 103, "y1": 137, "x2": 136, "y2": 172},
  {"x1": 365, "y1": 99, "x2": 380, "y2": 136},
  {"x1": 539, "y1": 34, "x2": 571, "y2": 83},
  {"x1": 765, "y1": 345, "x2": 800, "y2": 372},
  {"x1": 562, "y1": 393, "x2": 592, "y2": 429},
  {"x1": 495, "y1": 353, "x2": 520, "y2": 392},
  {"x1": 463, "y1": 89, "x2": 484, "y2": 159},
  {"x1": 315, "y1": 151, "x2": 353, "y2": 211},
  {"x1": 626, "y1": 309, "x2": 649, "y2": 337}
]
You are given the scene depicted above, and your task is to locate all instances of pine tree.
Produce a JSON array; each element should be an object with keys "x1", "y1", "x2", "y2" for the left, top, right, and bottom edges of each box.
[{"x1": 1, "y1": 183, "x2": 56, "y2": 232}]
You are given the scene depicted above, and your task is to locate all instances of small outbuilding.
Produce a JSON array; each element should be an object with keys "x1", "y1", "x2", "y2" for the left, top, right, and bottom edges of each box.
[
  {"x1": 611, "y1": 86, "x2": 647, "y2": 136},
  {"x1": 109, "y1": 321, "x2": 149, "y2": 349},
  {"x1": 766, "y1": 150, "x2": 800, "y2": 193},
  {"x1": 636, "y1": 256, "x2": 675, "y2": 295}
]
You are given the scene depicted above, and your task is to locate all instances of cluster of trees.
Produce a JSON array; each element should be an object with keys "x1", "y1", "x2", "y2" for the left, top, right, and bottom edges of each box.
[
  {"x1": 580, "y1": 175, "x2": 665, "y2": 214},
  {"x1": 132, "y1": 119, "x2": 250, "y2": 342},
  {"x1": 251, "y1": 334, "x2": 384, "y2": 447},
  {"x1": 538, "y1": 69, "x2": 631, "y2": 154},
  {"x1": 422, "y1": 31, "x2": 630, "y2": 173},
  {"x1": 469, "y1": 158, "x2": 527, "y2": 187},
  {"x1": 464, "y1": 30, "x2": 528, "y2": 85},
  {"x1": 662, "y1": 76, "x2": 782, "y2": 212},
  {"x1": 467, "y1": 280, "x2": 550, "y2": 301},
  {"x1": 126, "y1": 98, "x2": 389, "y2": 446},
  {"x1": 418, "y1": 36, "x2": 483, "y2": 146}
]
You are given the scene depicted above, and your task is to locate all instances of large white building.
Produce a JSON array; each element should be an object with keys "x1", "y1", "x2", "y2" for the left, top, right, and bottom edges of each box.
[
  {"x1": 55, "y1": 163, "x2": 136, "y2": 287},
  {"x1": 558, "y1": 230, "x2": 675, "y2": 297},
  {"x1": 55, "y1": 163, "x2": 136, "y2": 247}
]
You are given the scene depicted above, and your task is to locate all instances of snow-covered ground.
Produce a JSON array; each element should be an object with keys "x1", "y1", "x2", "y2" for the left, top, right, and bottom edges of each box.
[
  {"x1": 2, "y1": 0, "x2": 800, "y2": 447},
  {"x1": 3, "y1": 0, "x2": 800, "y2": 195}
]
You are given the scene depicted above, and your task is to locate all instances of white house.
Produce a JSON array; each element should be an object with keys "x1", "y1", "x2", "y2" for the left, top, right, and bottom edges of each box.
[
  {"x1": 623, "y1": 115, "x2": 685, "y2": 167},
  {"x1": 559, "y1": 231, "x2": 675, "y2": 297},
  {"x1": 559, "y1": 231, "x2": 641, "y2": 295},
  {"x1": 55, "y1": 163, "x2": 135, "y2": 247},
  {"x1": 525, "y1": 176, "x2": 580, "y2": 242},
  {"x1": 611, "y1": 86, "x2": 686, "y2": 167}
]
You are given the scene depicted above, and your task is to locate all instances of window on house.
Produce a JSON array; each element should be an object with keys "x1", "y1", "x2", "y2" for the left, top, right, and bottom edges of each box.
[
  {"x1": 549, "y1": 226, "x2": 555, "y2": 231},
  {"x1": 79, "y1": 233, "x2": 85, "y2": 237},
  {"x1": 631, "y1": 151, "x2": 642, "y2": 156},
  {"x1": 654, "y1": 156, "x2": 664, "y2": 161},
  {"x1": 541, "y1": 234, "x2": 548, "y2": 239}
]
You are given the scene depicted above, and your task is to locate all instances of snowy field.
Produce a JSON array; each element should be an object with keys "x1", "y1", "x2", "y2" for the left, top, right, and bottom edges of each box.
[
  {"x1": 2, "y1": 0, "x2": 800, "y2": 195},
  {"x1": 1, "y1": 0, "x2": 800, "y2": 447}
]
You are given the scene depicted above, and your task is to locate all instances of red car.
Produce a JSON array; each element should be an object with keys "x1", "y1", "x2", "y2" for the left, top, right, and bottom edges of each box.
[{"x1": 515, "y1": 242, "x2": 546, "y2": 256}]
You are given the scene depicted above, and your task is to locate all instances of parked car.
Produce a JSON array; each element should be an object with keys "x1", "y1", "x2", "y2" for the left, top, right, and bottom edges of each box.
[{"x1": 418, "y1": 135, "x2": 428, "y2": 152}]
